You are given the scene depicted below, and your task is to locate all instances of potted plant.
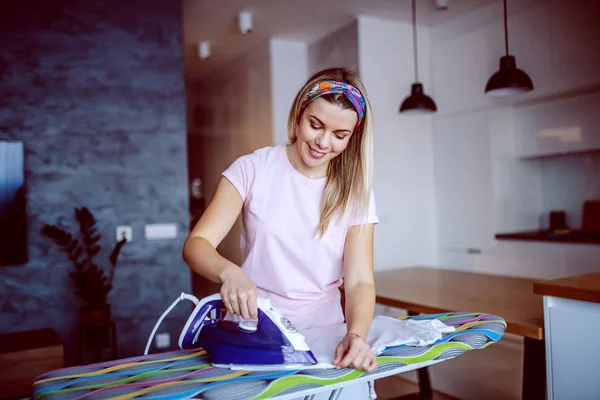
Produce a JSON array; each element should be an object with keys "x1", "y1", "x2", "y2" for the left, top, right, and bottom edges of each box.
[{"x1": 42, "y1": 207, "x2": 127, "y2": 352}]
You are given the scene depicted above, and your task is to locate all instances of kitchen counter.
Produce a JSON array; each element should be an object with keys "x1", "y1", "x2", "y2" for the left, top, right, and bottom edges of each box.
[
  {"x1": 533, "y1": 272, "x2": 600, "y2": 303},
  {"x1": 534, "y1": 272, "x2": 600, "y2": 399}
]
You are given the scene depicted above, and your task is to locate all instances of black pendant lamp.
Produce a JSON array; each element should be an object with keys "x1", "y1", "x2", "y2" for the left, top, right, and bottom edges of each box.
[
  {"x1": 400, "y1": 0, "x2": 437, "y2": 114},
  {"x1": 485, "y1": 0, "x2": 534, "y2": 96}
]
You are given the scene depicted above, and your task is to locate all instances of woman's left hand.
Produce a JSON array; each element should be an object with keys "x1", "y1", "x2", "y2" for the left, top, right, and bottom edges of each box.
[{"x1": 332, "y1": 333, "x2": 377, "y2": 372}]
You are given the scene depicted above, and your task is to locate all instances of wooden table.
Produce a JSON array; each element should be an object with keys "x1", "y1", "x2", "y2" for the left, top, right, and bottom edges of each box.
[{"x1": 374, "y1": 267, "x2": 545, "y2": 400}]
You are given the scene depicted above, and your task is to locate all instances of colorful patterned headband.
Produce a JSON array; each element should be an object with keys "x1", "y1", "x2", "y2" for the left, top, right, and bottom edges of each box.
[{"x1": 300, "y1": 80, "x2": 366, "y2": 126}]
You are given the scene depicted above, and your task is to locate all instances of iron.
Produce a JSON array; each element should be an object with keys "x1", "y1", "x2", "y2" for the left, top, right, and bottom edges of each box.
[{"x1": 178, "y1": 293, "x2": 319, "y2": 370}]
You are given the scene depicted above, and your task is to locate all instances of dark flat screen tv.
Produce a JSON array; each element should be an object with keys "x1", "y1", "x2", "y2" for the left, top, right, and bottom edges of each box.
[{"x1": 0, "y1": 140, "x2": 28, "y2": 266}]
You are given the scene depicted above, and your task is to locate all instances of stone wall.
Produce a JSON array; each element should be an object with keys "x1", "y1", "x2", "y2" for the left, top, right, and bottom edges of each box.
[{"x1": 0, "y1": 0, "x2": 191, "y2": 365}]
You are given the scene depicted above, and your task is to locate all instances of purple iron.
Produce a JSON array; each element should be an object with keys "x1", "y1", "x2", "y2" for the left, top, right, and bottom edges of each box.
[{"x1": 178, "y1": 293, "x2": 318, "y2": 370}]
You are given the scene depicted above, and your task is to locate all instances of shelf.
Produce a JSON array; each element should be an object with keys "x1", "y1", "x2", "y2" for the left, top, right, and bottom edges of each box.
[{"x1": 495, "y1": 230, "x2": 600, "y2": 245}]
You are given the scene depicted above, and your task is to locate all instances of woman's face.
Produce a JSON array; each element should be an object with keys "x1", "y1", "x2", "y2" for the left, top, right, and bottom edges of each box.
[{"x1": 295, "y1": 97, "x2": 358, "y2": 170}]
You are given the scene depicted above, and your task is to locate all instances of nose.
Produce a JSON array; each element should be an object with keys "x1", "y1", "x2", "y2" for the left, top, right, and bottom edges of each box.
[{"x1": 315, "y1": 131, "x2": 330, "y2": 149}]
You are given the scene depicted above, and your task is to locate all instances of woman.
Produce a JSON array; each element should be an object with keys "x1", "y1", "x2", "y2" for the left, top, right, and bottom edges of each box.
[{"x1": 182, "y1": 67, "x2": 378, "y2": 375}]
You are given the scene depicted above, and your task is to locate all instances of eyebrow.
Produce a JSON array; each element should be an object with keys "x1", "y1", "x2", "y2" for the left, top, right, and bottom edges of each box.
[{"x1": 309, "y1": 115, "x2": 352, "y2": 134}]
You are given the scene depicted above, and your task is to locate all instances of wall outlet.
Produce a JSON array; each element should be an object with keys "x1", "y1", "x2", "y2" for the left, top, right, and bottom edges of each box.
[
  {"x1": 156, "y1": 332, "x2": 170, "y2": 349},
  {"x1": 116, "y1": 225, "x2": 132, "y2": 242}
]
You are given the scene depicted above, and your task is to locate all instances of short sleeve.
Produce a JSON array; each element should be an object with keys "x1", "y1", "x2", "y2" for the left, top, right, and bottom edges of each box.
[
  {"x1": 349, "y1": 190, "x2": 379, "y2": 227},
  {"x1": 222, "y1": 152, "x2": 258, "y2": 202}
]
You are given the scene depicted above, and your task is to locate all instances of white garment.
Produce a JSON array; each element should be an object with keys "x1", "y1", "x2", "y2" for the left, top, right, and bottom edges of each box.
[
  {"x1": 300, "y1": 315, "x2": 455, "y2": 368},
  {"x1": 289, "y1": 316, "x2": 454, "y2": 399}
]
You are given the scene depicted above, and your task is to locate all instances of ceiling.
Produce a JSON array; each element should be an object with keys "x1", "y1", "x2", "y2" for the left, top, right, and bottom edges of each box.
[{"x1": 182, "y1": 0, "x2": 499, "y2": 82}]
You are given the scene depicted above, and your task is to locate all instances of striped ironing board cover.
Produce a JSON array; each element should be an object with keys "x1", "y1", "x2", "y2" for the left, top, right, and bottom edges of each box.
[{"x1": 31, "y1": 312, "x2": 506, "y2": 400}]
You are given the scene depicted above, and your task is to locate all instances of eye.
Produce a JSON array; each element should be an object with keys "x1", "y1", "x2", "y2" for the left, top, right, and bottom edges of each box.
[
  {"x1": 334, "y1": 134, "x2": 345, "y2": 140},
  {"x1": 310, "y1": 124, "x2": 321, "y2": 130}
]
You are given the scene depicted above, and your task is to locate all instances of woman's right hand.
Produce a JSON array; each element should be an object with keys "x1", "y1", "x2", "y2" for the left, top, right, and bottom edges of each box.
[{"x1": 219, "y1": 265, "x2": 260, "y2": 319}]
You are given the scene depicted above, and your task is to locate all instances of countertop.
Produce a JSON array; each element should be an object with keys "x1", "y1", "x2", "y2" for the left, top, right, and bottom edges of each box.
[{"x1": 533, "y1": 273, "x2": 600, "y2": 304}]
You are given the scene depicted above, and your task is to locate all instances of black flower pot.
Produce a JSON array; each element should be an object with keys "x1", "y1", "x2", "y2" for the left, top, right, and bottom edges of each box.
[{"x1": 80, "y1": 304, "x2": 112, "y2": 350}]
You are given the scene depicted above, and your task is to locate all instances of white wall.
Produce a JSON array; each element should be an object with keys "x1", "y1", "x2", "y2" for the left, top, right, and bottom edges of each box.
[
  {"x1": 269, "y1": 39, "x2": 308, "y2": 146},
  {"x1": 431, "y1": 0, "x2": 600, "y2": 280},
  {"x1": 308, "y1": 21, "x2": 359, "y2": 74},
  {"x1": 358, "y1": 16, "x2": 438, "y2": 271}
]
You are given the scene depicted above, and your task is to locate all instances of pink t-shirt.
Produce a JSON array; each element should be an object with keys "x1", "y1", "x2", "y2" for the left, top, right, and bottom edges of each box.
[{"x1": 222, "y1": 144, "x2": 378, "y2": 330}]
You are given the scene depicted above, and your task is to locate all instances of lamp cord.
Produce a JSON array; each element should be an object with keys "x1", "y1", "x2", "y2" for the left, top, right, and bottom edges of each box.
[
  {"x1": 412, "y1": 0, "x2": 418, "y2": 82},
  {"x1": 503, "y1": 0, "x2": 509, "y2": 55}
]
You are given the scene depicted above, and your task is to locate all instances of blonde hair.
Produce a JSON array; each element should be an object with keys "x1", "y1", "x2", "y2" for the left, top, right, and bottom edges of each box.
[{"x1": 287, "y1": 67, "x2": 374, "y2": 236}]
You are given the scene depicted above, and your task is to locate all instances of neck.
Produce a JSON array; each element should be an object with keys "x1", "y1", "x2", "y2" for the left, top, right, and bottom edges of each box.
[{"x1": 287, "y1": 142, "x2": 328, "y2": 179}]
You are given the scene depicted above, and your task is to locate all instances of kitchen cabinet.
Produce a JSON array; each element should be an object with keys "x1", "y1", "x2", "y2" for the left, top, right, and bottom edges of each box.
[
  {"x1": 433, "y1": 111, "x2": 495, "y2": 259},
  {"x1": 515, "y1": 90, "x2": 600, "y2": 158},
  {"x1": 534, "y1": 274, "x2": 600, "y2": 400},
  {"x1": 549, "y1": 2, "x2": 600, "y2": 95}
]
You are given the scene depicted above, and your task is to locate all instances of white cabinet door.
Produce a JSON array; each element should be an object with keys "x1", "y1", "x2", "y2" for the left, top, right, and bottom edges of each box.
[
  {"x1": 544, "y1": 296, "x2": 600, "y2": 400},
  {"x1": 433, "y1": 112, "x2": 494, "y2": 257},
  {"x1": 550, "y1": 1, "x2": 600, "y2": 94},
  {"x1": 515, "y1": 91, "x2": 600, "y2": 158}
]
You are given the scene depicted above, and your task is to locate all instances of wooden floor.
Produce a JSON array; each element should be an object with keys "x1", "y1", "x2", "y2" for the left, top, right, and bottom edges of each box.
[{"x1": 373, "y1": 332, "x2": 524, "y2": 400}]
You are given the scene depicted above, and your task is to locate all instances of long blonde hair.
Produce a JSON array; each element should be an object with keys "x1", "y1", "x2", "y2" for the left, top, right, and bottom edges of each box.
[{"x1": 287, "y1": 67, "x2": 374, "y2": 236}]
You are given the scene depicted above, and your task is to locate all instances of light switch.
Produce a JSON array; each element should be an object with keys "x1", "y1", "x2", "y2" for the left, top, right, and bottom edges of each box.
[{"x1": 144, "y1": 223, "x2": 177, "y2": 240}]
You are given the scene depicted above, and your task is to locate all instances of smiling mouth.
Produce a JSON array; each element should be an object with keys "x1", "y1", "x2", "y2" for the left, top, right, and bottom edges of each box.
[{"x1": 308, "y1": 146, "x2": 326, "y2": 159}]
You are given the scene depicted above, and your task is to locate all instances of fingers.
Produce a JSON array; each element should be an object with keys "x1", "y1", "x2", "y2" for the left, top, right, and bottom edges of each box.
[
  {"x1": 238, "y1": 289, "x2": 260, "y2": 319},
  {"x1": 221, "y1": 287, "x2": 259, "y2": 319},
  {"x1": 219, "y1": 268, "x2": 259, "y2": 318},
  {"x1": 337, "y1": 342, "x2": 361, "y2": 369},
  {"x1": 219, "y1": 291, "x2": 240, "y2": 316},
  {"x1": 335, "y1": 336, "x2": 377, "y2": 372},
  {"x1": 359, "y1": 351, "x2": 376, "y2": 372},
  {"x1": 367, "y1": 356, "x2": 378, "y2": 372},
  {"x1": 247, "y1": 289, "x2": 258, "y2": 319},
  {"x1": 220, "y1": 289, "x2": 233, "y2": 314},
  {"x1": 351, "y1": 350, "x2": 366, "y2": 370},
  {"x1": 332, "y1": 341, "x2": 347, "y2": 366},
  {"x1": 353, "y1": 349, "x2": 377, "y2": 372},
  {"x1": 229, "y1": 295, "x2": 241, "y2": 315},
  {"x1": 238, "y1": 292, "x2": 250, "y2": 319}
]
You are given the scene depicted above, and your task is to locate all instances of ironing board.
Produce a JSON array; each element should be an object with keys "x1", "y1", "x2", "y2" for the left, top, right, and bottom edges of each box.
[{"x1": 31, "y1": 312, "x2": 506, "y2": 400}]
